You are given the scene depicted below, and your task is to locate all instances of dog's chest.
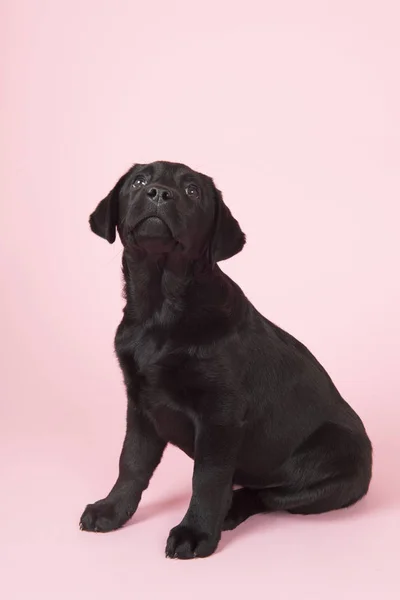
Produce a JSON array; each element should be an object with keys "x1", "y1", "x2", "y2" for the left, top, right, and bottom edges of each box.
[
  {"x1": 116, "y1": 325, "x2": 198, "y2": 451},
  {"x1": 116, "y1": 322, "x2": 200, "y2": 405}
]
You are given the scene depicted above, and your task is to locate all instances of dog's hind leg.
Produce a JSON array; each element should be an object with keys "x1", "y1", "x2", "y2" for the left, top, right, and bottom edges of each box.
[
  {"x1": 223, "y1": 488, "x2": 267, "y2": 530},
  {"x1": 223, "y1": 423, "x2": 372, "y2": 530}
]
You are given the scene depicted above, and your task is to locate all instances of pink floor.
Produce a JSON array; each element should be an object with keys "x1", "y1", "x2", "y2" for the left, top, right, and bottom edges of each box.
[
  {"x1": 1, "y1": 392, "x2": 399, "y2": 599},
  {"x1": 2, "y1": 0, "x2": 400, "y2": 597}
]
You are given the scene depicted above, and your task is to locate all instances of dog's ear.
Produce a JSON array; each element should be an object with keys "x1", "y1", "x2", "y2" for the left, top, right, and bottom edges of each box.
[
  {"x1": 211, "y1": 186, "x2": 246, "y2": 263},
  {"x1": 89, "y1": 172, "x2": 128, "y2": 243}
]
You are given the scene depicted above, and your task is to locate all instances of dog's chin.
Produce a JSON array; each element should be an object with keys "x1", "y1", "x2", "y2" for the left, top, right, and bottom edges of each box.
[{"x1": 130, "y1": 217, "x2": 176, "y2": 254}]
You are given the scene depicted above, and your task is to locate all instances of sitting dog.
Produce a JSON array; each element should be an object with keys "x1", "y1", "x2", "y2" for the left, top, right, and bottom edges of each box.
[{"x1": 80, "y1": 161, "x2": 372, "y2": 559}]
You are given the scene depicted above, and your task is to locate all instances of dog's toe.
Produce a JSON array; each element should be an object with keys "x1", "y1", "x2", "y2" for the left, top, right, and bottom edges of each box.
[
  {"x1": 165, "y1": 524, "x2": 219, "y2": 559},
  {"x1": 79, "y1": 500, "x2": 128, "y2": 533}
]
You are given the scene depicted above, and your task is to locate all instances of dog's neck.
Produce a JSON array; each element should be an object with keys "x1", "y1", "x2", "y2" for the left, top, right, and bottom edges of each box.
[
  {"x1": 120, "y1": 247, "x2": 245, "y2": 343},
  {"x1": 120, "y1": 247, "x2": 247, "y2": 347},
  {"x1": 122, "y1": 247, "x2": 212, "y2": 323}
]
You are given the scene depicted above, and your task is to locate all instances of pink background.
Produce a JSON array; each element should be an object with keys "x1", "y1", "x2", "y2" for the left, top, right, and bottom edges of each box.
[{"x1": 1, "y1": 0, "x2": 400, "y2": 598}]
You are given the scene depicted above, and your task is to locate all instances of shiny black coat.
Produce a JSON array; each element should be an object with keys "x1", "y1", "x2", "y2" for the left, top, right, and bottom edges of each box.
[{"x1": 80, "y1": 161, "x2": 372, "y2": 559}]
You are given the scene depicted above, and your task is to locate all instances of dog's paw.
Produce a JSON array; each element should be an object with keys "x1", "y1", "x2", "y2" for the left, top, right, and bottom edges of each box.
[
  {"x1": 165, "y1": 524, "x2": 219, "y2": 559},
  {"x1": 79, "y1": 499, "x2": 129, "y2": 533},
  {"x1": 222, "y1": 511, "x2": 240, "y2": 531},
  {"x1": 222, "y1": 498, "x2": 246, "y2": 531}
]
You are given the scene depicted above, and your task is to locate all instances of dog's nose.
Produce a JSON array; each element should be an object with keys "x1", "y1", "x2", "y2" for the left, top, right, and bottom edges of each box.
[{"x1": 146, "y1": 186, "x2": 173, "y2": 204}]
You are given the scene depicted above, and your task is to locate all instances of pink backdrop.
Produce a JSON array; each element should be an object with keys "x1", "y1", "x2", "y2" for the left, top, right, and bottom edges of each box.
[{"x1": 1, "y1": 0, "x2": 400, "y2": 598}]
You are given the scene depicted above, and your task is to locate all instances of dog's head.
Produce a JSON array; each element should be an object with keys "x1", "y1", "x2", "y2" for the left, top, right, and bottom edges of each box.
[{"x1": 89, "y1": 161, "x2": 245, "y2": 263}]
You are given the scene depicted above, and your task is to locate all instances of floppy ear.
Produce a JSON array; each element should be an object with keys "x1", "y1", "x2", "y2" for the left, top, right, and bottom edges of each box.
[
  {"x1": 89, "y1": 173, "x2": 128, "y2": 243},
  {"x1": 211, "y1": 187, "x2": 246, "y2": 262}
]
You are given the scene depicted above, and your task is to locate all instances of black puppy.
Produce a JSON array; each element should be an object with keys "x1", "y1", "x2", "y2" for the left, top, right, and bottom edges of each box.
[{"x1": 80, "y1": 161, "x2": 372, "y2": 559}]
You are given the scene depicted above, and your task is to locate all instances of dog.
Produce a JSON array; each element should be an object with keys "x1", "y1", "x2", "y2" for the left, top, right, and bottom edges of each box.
[{"x1": 80, "y1": 161, "x2": 372, "y2": 559}]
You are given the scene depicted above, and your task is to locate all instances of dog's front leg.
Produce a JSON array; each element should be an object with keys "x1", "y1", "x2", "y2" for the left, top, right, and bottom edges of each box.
[
  {"x1": 80, "y1": 399, "x2": 166, "y2": 533},
  {"x1": 166, "y1": 421, "x2": 243, "y2": 559}
]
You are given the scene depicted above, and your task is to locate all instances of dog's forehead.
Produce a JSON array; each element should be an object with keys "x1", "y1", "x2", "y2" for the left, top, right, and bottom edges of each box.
[{"x1": 135, "y1": 161, "x2": 202, "y2": 180}]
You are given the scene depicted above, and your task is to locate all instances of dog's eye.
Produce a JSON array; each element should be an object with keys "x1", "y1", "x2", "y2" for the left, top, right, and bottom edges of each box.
[
  {"x1": 132, "y1": 175, "x2": 147, "y2": 188},
  {"x1": 186, "y1": 184, "x2": 199, "y2": 199}
]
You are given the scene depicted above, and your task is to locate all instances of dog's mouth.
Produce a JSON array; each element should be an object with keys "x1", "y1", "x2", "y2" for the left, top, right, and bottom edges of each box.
[
  {"x1": 131, "y1": 217, "x2": 175, "y2": 253},
  {"x1": 135, "y1": 216, "x2": 172, "y2": 237}
]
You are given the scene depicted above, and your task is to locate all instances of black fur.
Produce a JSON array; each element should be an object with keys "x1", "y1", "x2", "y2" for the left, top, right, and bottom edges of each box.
[{"x1": 80, "y1": 161, "x2": 372, "y2": 559}]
